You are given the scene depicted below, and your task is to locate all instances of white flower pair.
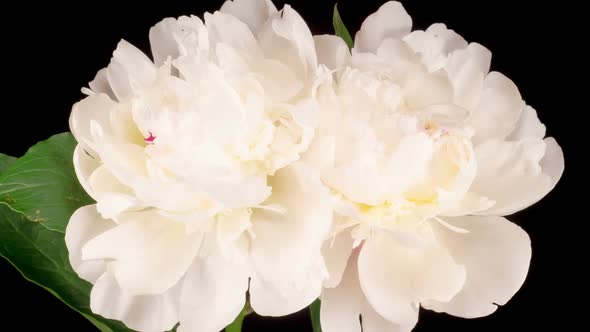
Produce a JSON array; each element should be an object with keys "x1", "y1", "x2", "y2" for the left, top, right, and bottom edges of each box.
[{"x1": 66, "y1": 1, "x2": 564, "y2": 331}]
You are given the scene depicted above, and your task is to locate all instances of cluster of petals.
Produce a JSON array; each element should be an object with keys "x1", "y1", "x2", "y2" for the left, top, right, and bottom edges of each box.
[{"x1": 65, "y1": 1, "x2": 563, "y2": 331}]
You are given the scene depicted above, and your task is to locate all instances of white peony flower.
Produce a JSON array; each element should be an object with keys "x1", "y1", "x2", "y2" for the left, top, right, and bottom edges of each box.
[
  {"x1": 310, "y1": 1, "x2": 564, "y2": 331},
  {"x1": 65, "y1": 1, "x2": 332, "y2": 331}
]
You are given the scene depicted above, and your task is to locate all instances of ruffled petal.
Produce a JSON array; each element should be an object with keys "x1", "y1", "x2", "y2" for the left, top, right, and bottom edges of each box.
[
  {"x1": 314, "y1": 35, "x2": 350, "y2": 69},
  {"x1": 358, "y1": 232, "x2": 465, "y2": 325},
  {"x1": 178, "y1": 253, "x2": 249, "y2": 332},
  {"x1": 91, "y1": 272, "x2": 180, "y2": 332},
  {"x1": 249, "y1": 162, "x2": 332, "y2": 315},
  {"x1": 355, "y1": 1, "x2": 412, "y2": 53},
  {"x1": 471, "y1": 72, "x2": 523, "y2": 143},
  {"x1": 65, "y1": 205, "x2": 115, "y2": 283},
  {"x1": 220, "y1": 0, "x2": 277, "y2": 35},
  {"x1": 473, "y1": 137, "x2": 564, "y2": 215},
  {"x1": 82, "y1": 210, "x2": 204, "y2": 295}
]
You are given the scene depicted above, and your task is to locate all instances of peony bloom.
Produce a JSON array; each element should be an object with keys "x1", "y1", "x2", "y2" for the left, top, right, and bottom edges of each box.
[
  {"x1": 310, "y1": 1, "x2": 564, "y2": 331},
  {"x1": 65, "y1": 0, "x2": 332, "y2": 331}
]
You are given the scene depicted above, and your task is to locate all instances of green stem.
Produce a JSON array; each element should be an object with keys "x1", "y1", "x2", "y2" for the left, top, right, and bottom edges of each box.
[{"x1": 310, "y1": 299, "x2": 322, "y2": 332}]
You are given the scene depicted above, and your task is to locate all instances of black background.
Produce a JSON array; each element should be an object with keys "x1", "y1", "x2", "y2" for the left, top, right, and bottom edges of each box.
[{"x1": 1, "y1": 0, "x2": 583, "y2": 331}]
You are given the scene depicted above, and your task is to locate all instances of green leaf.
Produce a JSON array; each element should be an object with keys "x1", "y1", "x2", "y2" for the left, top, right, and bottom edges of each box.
[
  {"x1": 226, "y1": 301, "x2": 253, "y2": 332},
  {"x1": 310, "y1": 298, "x2": 322, "y2": 332},
  {"x1": 0, "y1": 153, "x2": 16, "y2": 174},
  {"x1": 0, "y1": 204, "x2": 132, "y2": 331},
  {"x1": 333, "y1": 4, "x2": 354, "y2": 49},
  {"x1": 0, "y1": 133, "x2": 94, "y2": 233}
]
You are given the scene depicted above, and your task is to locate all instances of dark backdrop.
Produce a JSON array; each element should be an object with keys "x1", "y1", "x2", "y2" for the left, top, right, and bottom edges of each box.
[{"x1": 1, "y1": 0, "x2": 582, "y2": 331}]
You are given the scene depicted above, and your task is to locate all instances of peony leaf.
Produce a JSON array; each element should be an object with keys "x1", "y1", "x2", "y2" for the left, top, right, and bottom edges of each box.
[
  {"x1": 0, "y1": 204, "x2": 132, "y2": 331},
  {"x1": 310, "y1": 298, "x2": 322, "y2": 332},
  {"x1": 0, "y1": 153, "x2": 16, "y2": 174},
  {"x1": 225, "y1": 301, "x2": 253, "y2": 332},
  {"x1": 333, "y1": 4, "x2": 354, "y2": 49},
  {"x1": 0, "y1": 133, "x2": 94, "y2": 233}
]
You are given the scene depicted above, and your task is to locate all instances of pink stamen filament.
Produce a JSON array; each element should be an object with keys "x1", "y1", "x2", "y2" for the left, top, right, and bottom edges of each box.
[{"x1": 145, "y1": 131, "x2": 156, "y2": 144}]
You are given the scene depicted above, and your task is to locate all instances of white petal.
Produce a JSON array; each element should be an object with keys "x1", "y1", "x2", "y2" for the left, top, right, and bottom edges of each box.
[
  {"x1": 178, "y1": 253, "x2": 249, "y2": 332},
  {"x1": 65, "y1": 205, "x2": 115, "y2": 283},
  {"x1": 385, "y1": 132, "x2": 435, "y2": 197},
  {"x1": 88, "y1": 165, "x2": 138, "y2": 218},
  {"x1": 252, "y1": 57, "x2": 303, "y2": 102},
  {"x1": 300, "y1": 135, "x2": 335, "y2": 174},
  {"x1": 404, "y1": 70, "x2": 453, "y2": 109},
  {"x1": 355, "y1": 1, "x2": 412, "y2": 53},
  {"x1": 220, "y1": 0, "x2": 277, "y2": 35},
  {"x1": 467, "y1": 43, "x2": 492, "y2": 75},
  {"x1": 205, "y1": 11, "x2": 262, "y2": 56},
  {"x1": 471, "y1": 72, "x2": 523, "y2": 143},
  {"x1": 149, "y1": 17, "x2": 182, "y2": 65},
  {"x1": 473, "y1": 137, "x2": 564, "y2": 215},
  {"x1": 106, "y1": 40, "x2": 157, "y2": 100},
  {"x1": 249, "y1": 162, "x2": 333, "y2": 315},
  {"x1": 314, "y1": 35, "x2": 350, "y2": 69},
  {"x1": 216, "y1": 208, "x2": 252, "y2": 262},
  {"x1": 72, "y1": 144, "x2": 101, "y2": 200},
  {"x1": 91, "y1": 272, "x2": 180, "y2": 332},
  {"x1": 361, "y1": 304, "x2": 413, "y2": 332},
  {"x1": 149, "y1": 16, "x2": 207, "y2": 64},
  {"x1": 82, "y1": 210, "x2": 203, "y2": 295},
  {"x1": 508, "y1": 105, "x2": 547, "y2": 140},
  {"x1": 88, "y1": 68, "x2": 115, "y2": 99},
  {"x1": 249, "y1": 274, "x2": 320, "y2": 317},
  {"x1": 320, "y1": 252, "x2": 362, "y2": 332},
  {"x1": 258, "y1": 5, "x2": 317, "y2": 78},
  {"x1": 423, "y1": 216, "x2": 531, "y2": 318},
  {"x1": 358, "y1": 232, "x2": 465, "y2": 325},
  {"x1": 403, "y1": 23, "x2": 468, "y2": 71},
  {"x1": 321, "y1": 248, "x2": 413, "y2": 332},
  {"x1": 445, "y1": 46, "x2": 486, "y2": 110},
  {"x1": 69, "y1": 93, "x2": 117, "y2": 145},
  {"x1": 322, "y1": 230, "x2": 354, "y2": 288}
]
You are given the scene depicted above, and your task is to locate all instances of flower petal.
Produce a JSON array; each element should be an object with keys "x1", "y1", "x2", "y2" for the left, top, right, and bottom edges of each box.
[
  {"x1": 249, "y1": 274, "x2": 320, "y2": 317},
  {"x1": 445, "y1": 45, "x2": 487, "y2": 110},
  {"x1": 82, "y1": 210, "x2": 204, "y2": 295},
  {"x1": 106, "y1": 40, "x2": 157, "y2": 101},
  {"x1": 72, "y1": 144, "x2": 101, "y2": 200},
  {"x1": 149, "y1": 18, "x2": 180, "y2": 65},
  {"x1": 220, "y1": 0, "x2": 277, "y2": 35},
  {"x1": 404, "y1": 69, "x2": 453, "y2": 109},
  {"x1": 471, "y1": 72, "x2": 523, "y2": 143},
  {"x1": 65, "y1": 205, "x2": 115, "y2": 283},
  {"x1": 322, "y1": 229, "x2": 354, "y2": 288},
  {"x1": 358, "y1": 232, "x2": 465, "y2": 325},
  {"x1": 88, "y1": 165, "x2": 138, "y2": 219},
  {"x1": 314, "y1": 35, "x2": 350, "y2": 69},
  {"x1": 403, "y1": 23, "x2": 468, "y2": 71},
  {"x1": 149, "y1": 16, "x2": 207, "y2": 64},
  {"x1": 258, "y1": 5, "x2": 317, "y2": 78},
  {"x1": 205, "y1": 10, "x2": 262, "y2": 56},
  {"x1": 507, "y1": 105, "x2": 547, "y2": 141},
  {"x1": 178, "y1": 253, "x2": 249, "y2": 332},
  {"x1": 91, "y1": 272, "x2": 180, "y2": 332},
  {"x1": 472, "y1": 137, "x2": 564, "y2": 215},
  {"x1": 355, "y1": 1, "x2": 412, "y2": 53},
  {"x1": 321, "y1": 248, "x2": 413, "y2": 332},
  {"x1": 89, "y1": 68, "x2": 115, "y2": 99},
  {"x1": 69, "y1": 93, "x2": 117, "y2": 146},
  {"x1": 249, "y1": 162, "x2": 333, "y2": 315},
  {"x1": 320, "y1": 252, "x2": 363, "y2": 332},
  {"x1": 423, "y1": 215, "x2": 531, "y2": 318}
]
